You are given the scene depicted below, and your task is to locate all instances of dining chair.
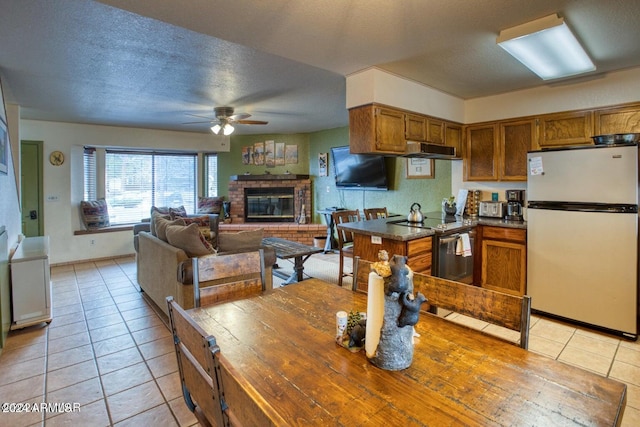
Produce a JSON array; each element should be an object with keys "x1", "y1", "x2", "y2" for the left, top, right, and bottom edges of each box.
[
  {"x1": 353, "y1": 257, "x2": 531, "y2": 349},
  {"x1": 364, "y1": 207, "x2": 388, "y2": 220},
  {"x1": 167, "y1": 297, "x2": 286, "y2": 427},
  {"x1": 331, "y1": 209, "x2": 361, "y2": 287},
  {"x1": 192, "y1": 249, "x2": 266, "y2": 307}
]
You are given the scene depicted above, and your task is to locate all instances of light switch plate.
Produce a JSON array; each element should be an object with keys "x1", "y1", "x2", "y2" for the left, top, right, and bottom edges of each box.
[{"x1": 371, "y1": 236, "x2": 382, "y2": 244}]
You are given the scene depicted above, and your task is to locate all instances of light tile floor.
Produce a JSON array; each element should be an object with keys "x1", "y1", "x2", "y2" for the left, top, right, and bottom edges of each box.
[{"x1": 0, "y1": 253, "x2": 638, "y2": 426}]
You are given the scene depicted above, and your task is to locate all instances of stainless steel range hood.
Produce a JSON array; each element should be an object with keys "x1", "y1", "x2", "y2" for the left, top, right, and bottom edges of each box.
[{"x1": 403, "y1": 141, "x2": 457, "y2": 159}]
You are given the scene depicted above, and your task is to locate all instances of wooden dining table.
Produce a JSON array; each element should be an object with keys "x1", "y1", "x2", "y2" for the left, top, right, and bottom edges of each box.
[{"x1": 187, "y1": 279, "x2": 627, "y2": 426}]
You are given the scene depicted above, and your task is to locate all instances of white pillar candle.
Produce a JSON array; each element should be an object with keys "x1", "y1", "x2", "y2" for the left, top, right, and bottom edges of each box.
[{"x1": 365, "y1": 271, "x2": 385, "y2": 358}]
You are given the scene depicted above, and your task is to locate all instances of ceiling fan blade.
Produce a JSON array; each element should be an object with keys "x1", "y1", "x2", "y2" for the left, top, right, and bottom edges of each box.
[
  {"x1": 228, "y1": 113, "x2": 251, "y2": 121},
  {"x1": 184, "y1": 113, "x2": 215, "y2": 120},
  {"x1": 236, "y1": 120, "x2": 269, "y2": 125},
  {"x1": 182, "y1": 120, "x2": 215, "y2": 125}
]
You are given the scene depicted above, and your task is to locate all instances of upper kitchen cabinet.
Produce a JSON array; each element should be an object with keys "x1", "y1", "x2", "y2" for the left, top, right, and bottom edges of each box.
[
  {"x1": 349, "y1": 104, "x2": 406, "y2": 154},
  {"x1": 445, "y1": 123, "x2": 463, "y2": 159},
  {"x1": 594, "y1": 103, "x2": 640, "y2": 135},
  {"x1": 465, "y1": 119, "x2": 534, "y2": 181},
  {"x1": 537, "y1": 110, "x2": 593, "y2": 148},
  {"x1": 465, "y1": 123, "x2": 498, "y2": 181},
  {"x1": 405, "y1": 113, "x2": 427, "y2": 141},
  {"x1": 499, "y1": 119, "x2": 536, "y2": 181}
]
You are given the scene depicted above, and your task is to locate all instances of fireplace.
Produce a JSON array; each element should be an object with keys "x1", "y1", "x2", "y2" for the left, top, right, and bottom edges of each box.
[
  {"x1": 227, "y1": 174, "x2": 312, "y2": 224},
  {"x1": 244, "y1": 187, "x2": 295, "y2": 222}
]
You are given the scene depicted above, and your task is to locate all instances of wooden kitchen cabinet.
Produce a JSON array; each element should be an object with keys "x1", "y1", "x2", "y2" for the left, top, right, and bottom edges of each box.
[
  {"x1": 426, "y1": 118, "x2": 445, "y2": 145},
  {"x1": 352, "y1": 234, "x2": 432, "y2": 292},
  {"x1": 479, "y1": 226, "x2": 526, "y2": 296},
  {"x1": 537, "y1": 110, "x2": 593, "y2": 148},
  {"x1": 445, "y1": 123, "x2": 463, "y2": 159},
  {"x1": 465, "y1": 123, "x2": 498, "y2": 181},
  {"x1": 499, "y1": 119, "x2": 536, "y2": 181},
  {"x1": 405, "y1": 113, "x2": 427, "y2": 141},
  {"x1": 594, "y1": 103, "x2": 640, "y2": 135},
  {"x1": 349, "y1": 104, "x2": 406, "y2": 154}
]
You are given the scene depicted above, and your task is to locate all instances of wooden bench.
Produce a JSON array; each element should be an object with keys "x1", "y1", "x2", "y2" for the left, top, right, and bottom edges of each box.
[{"x1": 354, "y1": 257, "x2": 531, "y2": 349}]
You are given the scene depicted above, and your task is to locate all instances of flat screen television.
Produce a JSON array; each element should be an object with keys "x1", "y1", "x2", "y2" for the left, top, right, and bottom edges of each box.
[{"x1": 331, "y1": 146, "x2": 389, "y2": 190}]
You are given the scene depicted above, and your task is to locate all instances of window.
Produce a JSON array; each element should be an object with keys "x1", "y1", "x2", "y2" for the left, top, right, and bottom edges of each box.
[
  {"x1": 205, "y1": 153, "x2": 218, "y2": 197},
  {"x1": 83, "y1": 149, "x2": 198, "y2": 225},
  {"x1": 83, "y1": 147, "x2": 96, "y2": 201}
]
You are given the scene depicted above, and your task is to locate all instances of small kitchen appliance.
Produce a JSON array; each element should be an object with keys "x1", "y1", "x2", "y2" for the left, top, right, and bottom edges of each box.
[
  {"x1": 505, "y1": 189, "x2": 525, "y2": 221},
  {"x1": 479, "y1": 201, "x2": 505, "y2": 218}
]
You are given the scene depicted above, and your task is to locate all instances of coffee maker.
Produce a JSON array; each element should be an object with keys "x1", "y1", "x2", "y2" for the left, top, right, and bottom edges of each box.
[{"x1": 505, "y1": 190, "x2": 525, "y2": 221}]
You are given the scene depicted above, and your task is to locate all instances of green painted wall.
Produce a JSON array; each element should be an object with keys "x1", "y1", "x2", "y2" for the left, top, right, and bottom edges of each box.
[{"x1": 219, "y1": 127, "x2": 454, "y2": 223}]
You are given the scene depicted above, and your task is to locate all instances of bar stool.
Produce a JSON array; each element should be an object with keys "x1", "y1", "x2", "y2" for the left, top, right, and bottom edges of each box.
[
  {"x1": 364, "y1": 207, "x2": 388, "y2": 220},
  {"x1": 331, "y1": 209, "x2": 360, "y2": 287}
]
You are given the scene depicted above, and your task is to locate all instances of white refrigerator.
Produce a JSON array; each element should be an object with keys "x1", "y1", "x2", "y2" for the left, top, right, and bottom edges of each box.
[{"x1": 527, "y1": 143, "x2": 638, "y2": 339}]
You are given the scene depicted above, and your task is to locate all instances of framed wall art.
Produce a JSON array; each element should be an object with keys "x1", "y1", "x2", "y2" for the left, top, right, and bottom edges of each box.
[
  {"x1": 405, "y1": 158, "x2": 434, "y2": 179},
  {"x1": 285, "y1": 145, "x2": 298, "y2": 164},
  {"x1": 318, "y1": 152, "x2": 328, "y2": 176},
  {"x1": 265, "y1": 140, "x2": 275, "y2": 167},
  {"x1": 253, "y1": 142, "x2": 265, "y2": 165},
  {"x1": 275, "y1": 142, "x2": 285, "y2": 165}
]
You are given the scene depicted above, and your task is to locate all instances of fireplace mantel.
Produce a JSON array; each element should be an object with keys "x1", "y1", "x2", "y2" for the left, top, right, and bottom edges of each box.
[{"x1": 230, "y1": 174, "x2": 309, "y2": 181}]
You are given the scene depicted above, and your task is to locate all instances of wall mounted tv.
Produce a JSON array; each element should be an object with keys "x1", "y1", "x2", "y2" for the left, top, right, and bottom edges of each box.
[{"x1": 331, "y1": 146, "x2": 389, "y2": 191}]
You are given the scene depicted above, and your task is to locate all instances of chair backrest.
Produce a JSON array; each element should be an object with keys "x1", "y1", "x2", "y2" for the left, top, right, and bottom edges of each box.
[
  {"x1": 353, "y1": 257, "x2": 531, "y2": 349},
  {"x1": 332, "y1": 209, "x2": 360, "y2": 248},
  {"x1": 193, "y1": 249, "x2": 266, "y2": 308},
  {"x1": 167, "y1": 297, "x2": 286, "y2": 427},
  {"x1": 364, "y1": 208, "x2": 388, "y2": 220}
]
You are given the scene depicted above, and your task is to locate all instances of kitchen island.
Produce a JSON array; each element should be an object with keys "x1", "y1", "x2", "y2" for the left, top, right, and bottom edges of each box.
[{"x1": 337, "y1": 213, "x2": 527, "y2": 291}]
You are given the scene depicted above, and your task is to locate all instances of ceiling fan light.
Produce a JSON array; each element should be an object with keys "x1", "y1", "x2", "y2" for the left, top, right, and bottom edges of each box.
[
  {"x1": 211, "y1": 124, "x2": 221, "y2": 134},
  {"x1": 497, "y1": 14, "x2": 595, "y2": 80},
  {"x1": 223, "y1": 123, "x2": 235, "y2": 135}
]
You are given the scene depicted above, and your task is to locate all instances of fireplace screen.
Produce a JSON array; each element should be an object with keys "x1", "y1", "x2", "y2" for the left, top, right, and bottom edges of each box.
[{"x1": 245, "y1": 187, "x2": 295, "y2": 222}]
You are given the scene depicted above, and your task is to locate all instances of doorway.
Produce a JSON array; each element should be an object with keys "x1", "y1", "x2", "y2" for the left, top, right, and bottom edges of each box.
[{"x1": 20, "y1": 140, "x2": 44, "y2": 237}]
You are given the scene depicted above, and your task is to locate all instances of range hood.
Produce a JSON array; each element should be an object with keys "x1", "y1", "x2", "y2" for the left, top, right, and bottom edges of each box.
[{"x1": 403, "y1": 141, "x2": 457, "y2": 159}]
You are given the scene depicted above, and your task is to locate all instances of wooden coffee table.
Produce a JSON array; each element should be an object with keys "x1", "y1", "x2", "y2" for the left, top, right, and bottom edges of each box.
[{"x1": 261, "y1": 237, "x2": 323, "y2": 284}]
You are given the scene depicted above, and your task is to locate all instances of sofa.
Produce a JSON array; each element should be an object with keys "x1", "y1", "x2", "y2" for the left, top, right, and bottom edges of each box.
[{"x1": 134, "y1": 210, "x2": 275, "y2": 317}]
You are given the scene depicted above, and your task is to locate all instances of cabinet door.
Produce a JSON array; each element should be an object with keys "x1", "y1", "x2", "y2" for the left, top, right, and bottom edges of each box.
[
  {"x1": 499, "y1": 119, "x2": 535, "y2": 181},
  {"x1": 375, "y1": 107, "x2": 406, "y2": 153},
  {"x1": 445, "y1": 123, "x2": 463, "y2": 159},
  {"x1": 426, "y1": 118, "x2": 445, "y2": 145},
  {"x1": 594, "y1": 104, "x2": 640, "y2": 135},
  {"x1": 465, "y1": 124, "x2": 498, "y2": 181},
  {"x1": 405, "y1": 113, "x2": 427, "y2": 141},
  {"x1": 538, "y1": 111, "x2": 593, "y2": 148},
  {"x1": 481, "y1": 239, "x2": 526, "y2": 296}
]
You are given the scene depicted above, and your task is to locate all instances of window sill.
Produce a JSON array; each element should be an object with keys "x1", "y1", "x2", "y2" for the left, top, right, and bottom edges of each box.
[{"x1": 74, "y1": 225, "x2": 133, "y2": 235}]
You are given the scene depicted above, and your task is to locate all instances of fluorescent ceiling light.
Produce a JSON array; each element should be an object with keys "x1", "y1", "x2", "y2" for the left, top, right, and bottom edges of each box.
[{"x1": 497, "y1": 14, "x2": 595, "y2": 80}]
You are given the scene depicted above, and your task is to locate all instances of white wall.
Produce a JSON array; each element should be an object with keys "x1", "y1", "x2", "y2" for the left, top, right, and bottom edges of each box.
[
  {"x1": 19, "y1": 120, "x2": 229, "y2": 264},
  {"x1": 0, "y1": 103, "x2": 21, "y2": 252}
]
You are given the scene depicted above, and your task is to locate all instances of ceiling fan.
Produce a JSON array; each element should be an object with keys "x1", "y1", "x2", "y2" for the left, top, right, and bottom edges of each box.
[{"x1": 183, "y1": 106, "x2": 268, "y2": 135}]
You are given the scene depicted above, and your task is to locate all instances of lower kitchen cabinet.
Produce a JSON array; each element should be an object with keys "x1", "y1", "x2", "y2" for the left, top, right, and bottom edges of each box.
[{"x1": 479, "y1": 226, "x2": 526, "y2": 296}]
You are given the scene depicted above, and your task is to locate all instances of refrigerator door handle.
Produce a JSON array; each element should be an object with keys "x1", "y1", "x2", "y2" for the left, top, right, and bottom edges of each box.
[{"x1": 528, "y1": 201, "x2": 637, "y2": 213}]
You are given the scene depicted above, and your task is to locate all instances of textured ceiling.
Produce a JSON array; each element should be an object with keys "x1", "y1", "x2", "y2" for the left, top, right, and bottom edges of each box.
[{"x1": 1, "y1": 0, "x2": 640, "y2": 135}]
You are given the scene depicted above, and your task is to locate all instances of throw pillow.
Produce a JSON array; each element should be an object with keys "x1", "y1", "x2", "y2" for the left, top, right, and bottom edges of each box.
[
  {"x1": 165, "y1": 223, "x2": 216, "y2": 257},
  {"x1": 150, "y1": 209, "x2": 171, "y2": 236},
  {"x1": 177, "y1": 215, "x2": 213, "y2": 244},
  {"x1": 197, "y1": 196, "x2": 224, "y2": 214},
  {"x1": 218, "y1": 229, "x2": 264, "y2": 252},
  {"x1": 155, "y1": 217, "x2": 185, "y2": 242},
  {"x1": 169, "y1": 206, "x2": 188, "y2": 219},
  {"x1": 80, "y1": 199, "x2": 110, "y2": 229}
]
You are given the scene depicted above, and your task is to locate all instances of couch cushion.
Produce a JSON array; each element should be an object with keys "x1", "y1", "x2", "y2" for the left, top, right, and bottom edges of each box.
[
  {"x1": 80, "y1": 199, "x2": 110, "y2": 229},
  {"x1": 197, "y1": 196, "x2": 224, "y2": 214},
  {"x1": 218, "y1": 229, "x2": 264, "y2": 252},
  {"x1": 166, "y1": 223, "x2": 216, "y2": 257},
  {"x1": 176, "y1": 215, "x2": 214, "y2": 244},
  {"x1": 155, "y1": 217, "x2": 186, "y2": 242}
]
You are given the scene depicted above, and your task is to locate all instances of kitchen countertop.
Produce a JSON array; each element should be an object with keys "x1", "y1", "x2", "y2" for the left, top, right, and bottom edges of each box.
[{"x1": 337, "y1": 213, "x2": 526, "y2": 241}]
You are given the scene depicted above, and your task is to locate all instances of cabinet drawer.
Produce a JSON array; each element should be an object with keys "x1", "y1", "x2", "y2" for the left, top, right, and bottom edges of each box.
[
  {"x1": 482, "y1": 226, "x2": 526, "y2": 243},
  {"x1": 407, "y1": 237, "x2": 432, "y2": 256},
  {"x1": 408, "y1": 253, "x2": 432, "y2": 274}
]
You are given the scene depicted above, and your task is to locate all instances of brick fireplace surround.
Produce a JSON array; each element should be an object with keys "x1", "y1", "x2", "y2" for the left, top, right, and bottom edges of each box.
[{"x1": 222, "y1": 174, "x2": 325, "y2": 246}]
